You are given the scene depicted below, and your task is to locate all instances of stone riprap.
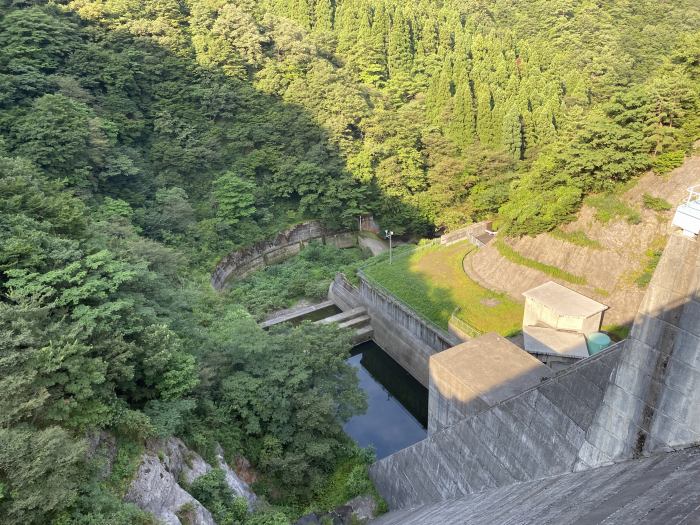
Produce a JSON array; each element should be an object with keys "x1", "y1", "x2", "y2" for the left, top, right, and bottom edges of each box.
[
  {"x1": 370, "y1": 233, "x2": 700, "y2": 512},
  {"x1": 371, "y1": 446, "x2": 700, "y2": 525}
]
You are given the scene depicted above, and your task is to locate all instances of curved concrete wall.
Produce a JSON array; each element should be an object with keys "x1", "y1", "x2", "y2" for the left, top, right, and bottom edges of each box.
[{"x1": 211, "y1": 221, "x2": 356, "y2": 289}]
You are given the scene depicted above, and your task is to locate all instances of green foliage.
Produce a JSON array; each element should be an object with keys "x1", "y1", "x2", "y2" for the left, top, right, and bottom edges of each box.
[
  {"x1": 633, "y1": 239, "x2": 666, "y2": 288},
  {"x1": 585, "y1": 194, "x2": 642, "y2": 224},
  {"x1": 495, "y1": 240, "x2": 587, "y2": 285},
  {"x1": 189, "y1": 469, "x2": 248, "y2": 525},
  {"x1": 0, "y1": 0, "x2": 699, "y2": 521},
  {"x1": 642, "y1": 193, "x2": 673, "y2": 211},
  {"x1": 191, "y1": 316, "x2": 366, "y2": 500},
  {"x1": 213, "y1": 172, "x2": 257, "y2": 225},
  {"x1": 0, "y1": 426, "x2": 85, "y2": 525},
  {"x1": 107, "y1": 439, "x2": 145, "y2": 497},
  {"x1": 302, "y1": 447, "x2": 385, "y2": 517},
  {"x1": 549, "y1": 228, "x2": 603, "y2": 249},
  {"x1": 227, "y1": 243, "x2": 366, "y2": 319},
  {"x1": 652, "y1": 151, "x2": 686, "y2": 174},
  {"x1": 362, "y1": 241, "x2": 522, "y2": 335},
  {"x1": 603, "y1": 324, "x2": 632, "y2": 341}
]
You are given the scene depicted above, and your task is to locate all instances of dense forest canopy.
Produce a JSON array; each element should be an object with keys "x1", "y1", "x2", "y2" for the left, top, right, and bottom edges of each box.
[{"x1": 0, "y1": 0, "x2": 699, "y2": 523}]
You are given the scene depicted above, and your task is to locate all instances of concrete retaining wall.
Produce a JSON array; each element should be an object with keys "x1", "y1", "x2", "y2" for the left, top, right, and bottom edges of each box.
[
  {"x1": 440, "y1": 222, "x2": 491, "y2": 247},
  {"x1": 357, "y1": 274, "x2": 460, "y2": 387},
  {"x1": 329, "y1": 274, "x2": 459, "y2": 387},
  {"x1": 370, "y1": 233, "x2": 700, "y2": 511},
  {"x1": 370, "y1": 341, "x2": 625, "y2": 509},
  {"x1": 211, "y1": 221, "x2": 356, "y2": 289},
  {"x1": 576, "y1": 232, "x2": 700, "y2": 465}
]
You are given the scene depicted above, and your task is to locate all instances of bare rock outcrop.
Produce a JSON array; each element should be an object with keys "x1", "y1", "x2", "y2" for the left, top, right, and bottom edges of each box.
[
  {"x1": 215, "y1": 444, "x2": 257, "y2": 508},
  {"x1": 125, "y1": 451, "x2": 215, "y2": 525},
  {"x1": 125, "y1": 437, "x2": 256, "y2": 524}
]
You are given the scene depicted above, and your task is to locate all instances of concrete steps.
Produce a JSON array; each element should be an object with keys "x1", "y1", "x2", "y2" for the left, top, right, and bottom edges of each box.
[
  {"x1": 338, "y1": 314, "x2": 371, "y2": 329},
  {"x1": 315, "y1": 306, "x2": 373, "y2": 344},
  {"x1": 315, "y1": 306, "x2": 366, "y2": 325}
]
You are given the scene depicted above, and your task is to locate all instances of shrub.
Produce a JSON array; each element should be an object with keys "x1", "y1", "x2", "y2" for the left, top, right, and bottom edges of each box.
[
  {"x1": 651, "y1": 151, "x2": 685, "y2": 175},
  {"x1": 189, "y1": 469, "x2": 247, "y2": 525},
  {"x1": 642, "y1": 193, "x2": 672, "y2": 212},
  {"x1": 495, "y1": 240, "x2": 587, "y2": 285},
  {"x1": 585, "y1": 194, "x2": 641, "y2": 224},
  {"x1": 549, "y1": 228, "x2": 603, "y2": 249}
]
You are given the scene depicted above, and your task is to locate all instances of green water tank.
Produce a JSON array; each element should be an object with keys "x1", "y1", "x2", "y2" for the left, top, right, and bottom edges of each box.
[{"x1": 587, "y1": 332, "x2": 612, "y2": 356}]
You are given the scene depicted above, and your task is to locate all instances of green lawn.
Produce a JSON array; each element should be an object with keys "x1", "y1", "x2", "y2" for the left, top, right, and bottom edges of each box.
[{"x1": 362, "y1": 241, "x2": 523, "y2": 336}]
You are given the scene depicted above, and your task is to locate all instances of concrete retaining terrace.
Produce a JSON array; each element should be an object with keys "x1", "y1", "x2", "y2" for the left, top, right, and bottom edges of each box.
[
  {"x1": 369, "y1": 232, "x2": 700, "y2": 512},
  {"x1": 211, "y1": 221, "x2": 356, "y2": 289}
]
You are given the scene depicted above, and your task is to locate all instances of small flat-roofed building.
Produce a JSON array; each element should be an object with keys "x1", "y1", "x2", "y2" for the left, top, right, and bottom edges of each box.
[
  {"x1": 672, "y1": 185, "x2": 700, "y2": 238},
  {"x1": 523, "y1": 281, "x2": 608, "y2": 334},
  {"x1": 522, "y1": 281, "x2": 608, "y2": 370},
  {"x1": 428, "y1": 333, "x2": 551, "y2": 433}
]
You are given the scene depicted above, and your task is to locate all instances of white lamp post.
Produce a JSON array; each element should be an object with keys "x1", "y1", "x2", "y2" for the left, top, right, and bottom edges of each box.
[{"x1": 385, "y1": 230, "x2": 394, "y2": 264}]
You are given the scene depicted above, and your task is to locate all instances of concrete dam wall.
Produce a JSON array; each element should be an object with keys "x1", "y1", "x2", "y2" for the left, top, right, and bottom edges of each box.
[
  {"x1": 330, "y1": 273, "x2": 460, "y2": 387},
  {"x1": 370, "y1": 232, "x2": 700, "y2": 511}
]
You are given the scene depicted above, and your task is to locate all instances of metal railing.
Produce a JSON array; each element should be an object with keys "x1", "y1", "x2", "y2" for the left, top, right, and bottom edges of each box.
[
  {"x1": 685, "y1": 185, "x2": 700, "y2": 204},
  {"x1": 448, "y1": 307, "x2": 483, "y2": 338}
]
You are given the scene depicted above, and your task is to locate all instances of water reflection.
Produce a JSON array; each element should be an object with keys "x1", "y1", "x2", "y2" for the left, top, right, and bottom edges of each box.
[{"x1": 344, "y1": 341, "x2": 428, "y2": 459}]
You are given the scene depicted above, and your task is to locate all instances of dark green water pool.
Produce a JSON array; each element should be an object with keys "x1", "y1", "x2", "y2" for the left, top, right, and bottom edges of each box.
[{"x1": 343, "y1": 340, "x2": 428, "y2": 459}]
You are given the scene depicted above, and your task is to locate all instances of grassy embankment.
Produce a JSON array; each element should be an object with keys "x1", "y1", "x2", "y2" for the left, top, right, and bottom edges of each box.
[{"x1": 362, "y1": 240, "x2": 522, "y2": 337}]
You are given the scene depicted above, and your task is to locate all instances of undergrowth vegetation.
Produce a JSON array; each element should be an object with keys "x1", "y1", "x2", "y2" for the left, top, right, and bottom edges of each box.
[
  {"x1": 495, "y1": 240, "x2": 588, "y2": 285},
  {"x1": 226, "y1": 243, "x2": 367, "y2": 320}
]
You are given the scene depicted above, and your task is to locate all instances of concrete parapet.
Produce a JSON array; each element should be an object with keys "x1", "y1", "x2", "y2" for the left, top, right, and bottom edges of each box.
[{"x1": 428, "y1": 334, "x2": 550, "y2": 434}]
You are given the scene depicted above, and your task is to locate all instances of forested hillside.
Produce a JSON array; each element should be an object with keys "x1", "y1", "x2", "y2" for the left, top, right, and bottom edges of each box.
[{"x1": 0, "y1": 0, "x2": 699, "y2": 523}]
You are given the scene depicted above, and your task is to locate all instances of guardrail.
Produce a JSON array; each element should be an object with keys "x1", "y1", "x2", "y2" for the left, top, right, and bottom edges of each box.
[
  {"x1": 448, "y1": 307, "x2": 483, "y2": 339},
  {"x1": 357, "y1": 269, "x2": 459, "y2": 350}
]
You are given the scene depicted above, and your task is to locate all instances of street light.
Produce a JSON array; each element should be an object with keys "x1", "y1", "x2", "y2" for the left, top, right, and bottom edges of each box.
[{"x1": 385, "y1": 229, "x2": 394, "y2": 264}]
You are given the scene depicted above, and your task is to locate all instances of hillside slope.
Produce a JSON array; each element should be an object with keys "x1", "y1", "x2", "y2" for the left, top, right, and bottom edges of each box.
[{"x1": 466, "y1": 153, "x2": 700, "y2": 326}]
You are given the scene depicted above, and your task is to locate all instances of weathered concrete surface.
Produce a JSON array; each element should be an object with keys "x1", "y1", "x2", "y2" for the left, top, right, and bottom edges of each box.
[
  {"x1": 211, "y1": 221, "x2": 356, "y2": 289},
  {"x1": 260, "y1": 300, "x2": 336, "y2": 329},
  {"x1": 523, "y1": 281, "x2": 607, "y2": 335},
  {"x1": 370, "y1": 232, "x2": 700, "y2": 512},
  {"x1": 371, "y1": 446, "x2": 700, "y2": 525},
  {"x1": 523, "y1": 325, "x2": 589, "y2": 359},
  {"x1": 576, "y1": 232, "x2": 700, "y2": 466},
  {"x1": 357, "y1": 274, "x2": 460, "y2": 387},
  {"x1": 440, "y1": 221, "x2": 492, "y2": 247},
  {"x1": 314, "y1": 306, "x2": 374, "y2": 344},
  {"x1": 370, "y1": 341, "x2": 625, "y2": 509},
  {"x1": 428, "y1": 333, "x2": 551, "y2": 433},
  {"x1": 328, "y1": 273, "x2": 363, "y2": 312},
  {"x1": 329, "y1": 273, "x2": 459, "y2": 387}
]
